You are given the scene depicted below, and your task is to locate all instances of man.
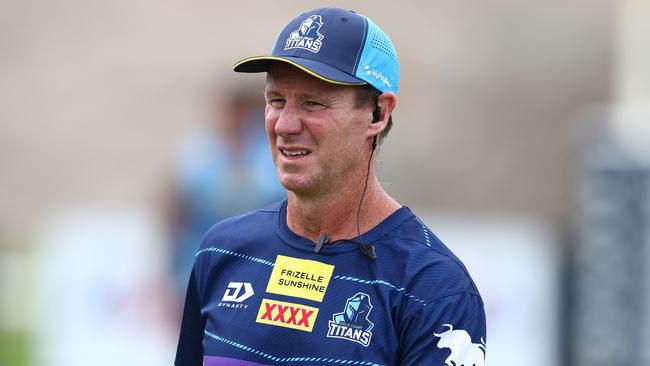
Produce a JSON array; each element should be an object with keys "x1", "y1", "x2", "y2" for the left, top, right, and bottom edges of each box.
[{"x1": 175, "y1": 7, "x2": 486, "y2": 366}]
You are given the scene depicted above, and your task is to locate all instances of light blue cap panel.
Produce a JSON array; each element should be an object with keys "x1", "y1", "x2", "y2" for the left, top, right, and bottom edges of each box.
[{"x1": 355, "y1": 16, "x2": 400, "y2": 94}]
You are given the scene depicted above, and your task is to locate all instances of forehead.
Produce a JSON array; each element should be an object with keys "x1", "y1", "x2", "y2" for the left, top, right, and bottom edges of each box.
[{"x1": 265, "y1": 62, "x2": 354, "y2": 97}]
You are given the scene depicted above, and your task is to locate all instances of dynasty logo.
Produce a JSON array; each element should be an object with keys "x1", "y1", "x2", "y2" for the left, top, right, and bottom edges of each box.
[
  {"x1": 218, "y1": 282, "x2": 254, "y2": 309},
  {"x1": 327, "y1": 293, "x2": 374, "y2": 347},
  {"x1": 256, "y1": 298, "x2": 319, "y2": 332}
]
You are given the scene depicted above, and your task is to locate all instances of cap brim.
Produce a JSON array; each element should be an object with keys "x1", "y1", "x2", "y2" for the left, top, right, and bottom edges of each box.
[{"x1": 233, "y1": 56, "x2": 367, "y2": 86}]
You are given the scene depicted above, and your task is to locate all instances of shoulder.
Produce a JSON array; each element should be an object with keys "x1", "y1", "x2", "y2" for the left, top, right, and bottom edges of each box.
[
  {"x1": 198, "y1": 200, "x2": 283, "y2": 251},
  {"x1": 377, "y1": 208, "x2": 481, "y2": 302}
]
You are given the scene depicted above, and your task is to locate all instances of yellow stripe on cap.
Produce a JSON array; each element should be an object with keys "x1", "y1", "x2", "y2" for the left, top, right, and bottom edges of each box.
[{"x1": 233, "y1": 56, "x2": 367, "y2": 86}]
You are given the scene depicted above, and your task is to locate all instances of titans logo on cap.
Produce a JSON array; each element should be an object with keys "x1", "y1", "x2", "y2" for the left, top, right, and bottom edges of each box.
[{"x1": 285, "y1": 15, "x2": 324, "y2": 53}]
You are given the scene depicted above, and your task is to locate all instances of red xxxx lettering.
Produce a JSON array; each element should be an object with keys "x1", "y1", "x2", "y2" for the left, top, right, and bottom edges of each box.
[
  {"x1": 273, "y1": 305, "x2": 288, "y2": 322},
  {"x1": 297, "y1": 309, "x2": 313, "y2": 327},
  {"x1": 287, "y1": 306, "x2": 300, "y2": 325},
  {"x1": 261, "y1": 303, "x2": 276, "y2": 320}
]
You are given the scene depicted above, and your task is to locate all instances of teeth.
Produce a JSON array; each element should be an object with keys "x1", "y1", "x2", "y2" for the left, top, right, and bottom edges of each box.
[{"x1": 283, "y1": 149, "x2": 308, "y2": 156}]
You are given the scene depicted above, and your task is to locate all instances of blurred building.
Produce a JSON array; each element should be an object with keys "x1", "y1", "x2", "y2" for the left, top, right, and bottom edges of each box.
[
  {"x1": 570, "y1": 1, "x2": 650, "y2": 364},
  {"x1": 571, "y1": 133, "x2": 650, "y2": 366}
]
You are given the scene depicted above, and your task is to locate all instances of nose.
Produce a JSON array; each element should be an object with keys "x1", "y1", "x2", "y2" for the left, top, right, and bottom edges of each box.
[{"x1": 273, "y1": 102, "x2": 303, "y2": 137}]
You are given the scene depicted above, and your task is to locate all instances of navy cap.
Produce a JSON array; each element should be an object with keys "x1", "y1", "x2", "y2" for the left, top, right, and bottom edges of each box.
[{"x1": 234, "y1": 7, "x2": 400, "y2": 94}]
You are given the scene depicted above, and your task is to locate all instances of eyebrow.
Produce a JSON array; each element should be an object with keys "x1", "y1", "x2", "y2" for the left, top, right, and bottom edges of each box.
[
  {"x1": 264, "y1": 88, "x2": 333, "y2": 103},
  {"x1": 264, "y1": 89, "x2": 281, "y2": 98},
  {"x1": 263, "y1": 84, "x2": 284, "y2": 99}
]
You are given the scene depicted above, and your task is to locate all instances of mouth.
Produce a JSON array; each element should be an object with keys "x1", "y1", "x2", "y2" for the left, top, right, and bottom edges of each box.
[{"x1": 279, "y1": 147, "x2": 312, "y2": 158}]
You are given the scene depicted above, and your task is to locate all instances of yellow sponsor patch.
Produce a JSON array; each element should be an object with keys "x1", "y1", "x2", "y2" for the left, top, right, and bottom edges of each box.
[
  {"x1": 266, "y1": 255, "x2": 334, "y2": 302},
  {"x1": 256, "y1": 298, "x2": 319, "y2": 332}
]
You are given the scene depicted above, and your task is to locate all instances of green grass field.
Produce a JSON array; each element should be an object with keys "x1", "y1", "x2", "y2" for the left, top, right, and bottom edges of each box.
[{"x1": 0, "y1": 329, "x2": 28, "y2": 366}]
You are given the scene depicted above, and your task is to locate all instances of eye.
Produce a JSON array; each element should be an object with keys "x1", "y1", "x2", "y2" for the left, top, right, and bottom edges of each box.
[
  {"x1": 303, "y1": 100, "x2": 325, "y2": 110},
  {"x1": 267, "y1": 98, "x2": 285, "y2": 108}
]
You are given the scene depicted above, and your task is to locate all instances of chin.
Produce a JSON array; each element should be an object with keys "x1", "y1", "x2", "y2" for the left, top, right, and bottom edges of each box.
[
  {"x1": 278, "y1": 173, "x2": 318, "y2": 195},
  {"x1": 279, "y1": 179, "x2": 310, "y2": 194}
]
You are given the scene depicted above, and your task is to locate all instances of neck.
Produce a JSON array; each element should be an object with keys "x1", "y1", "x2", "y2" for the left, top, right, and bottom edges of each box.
[{"x1": 285, "y1": 166, "x2": 401, "y2": 243}]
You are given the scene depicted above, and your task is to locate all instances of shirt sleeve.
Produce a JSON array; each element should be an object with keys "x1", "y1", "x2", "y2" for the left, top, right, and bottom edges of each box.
[
  {"x1": 174, "y1": 268, "x2": 205, "y2": 366},
  {"x1": 399, "y1": 291, "x2": 487, "y2": 366}
]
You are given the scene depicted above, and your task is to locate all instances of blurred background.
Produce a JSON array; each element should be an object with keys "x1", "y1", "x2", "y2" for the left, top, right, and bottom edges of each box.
[{"x1": 1, "y1": 0, "x2": 648, "y2": 365}]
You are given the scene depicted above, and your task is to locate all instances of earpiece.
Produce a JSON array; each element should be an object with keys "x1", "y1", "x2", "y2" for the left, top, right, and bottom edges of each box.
[
  {"x1": 371, "y1": 98, "x2": 381, "y2": 150},
  {"x1": 371, "y1": 92, "x2": 382, "y2": 124},
  {"x1": 372, "y1": 105, "x2": 381, "y2": 124}
]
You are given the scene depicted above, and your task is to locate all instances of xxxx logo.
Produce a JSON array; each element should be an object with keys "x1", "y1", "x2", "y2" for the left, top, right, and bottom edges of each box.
[{"x1": 256, "y1": 299, "x2": 319, "y2": 332}]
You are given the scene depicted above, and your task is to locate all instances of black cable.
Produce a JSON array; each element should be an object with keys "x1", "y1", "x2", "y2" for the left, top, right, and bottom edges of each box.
[
  {"x1": 318, "y1": 99, "x2": 381, "y2": 259},
  {"x1": 354, "y1": 136, "x2": 378, "y2": 260},
  {"x1": 314, "y1": 147, "x2": 377, "y2": 259}
]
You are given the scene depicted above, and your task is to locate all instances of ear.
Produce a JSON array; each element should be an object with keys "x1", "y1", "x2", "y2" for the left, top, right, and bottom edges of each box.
[{"x1": 367, "y1": 92, "x2": 397, "y2": 138}]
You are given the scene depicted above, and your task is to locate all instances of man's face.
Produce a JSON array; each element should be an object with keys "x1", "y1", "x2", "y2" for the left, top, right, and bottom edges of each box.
[{"x1": 264, "y1": 63, "x2": 372, "y2": 196}]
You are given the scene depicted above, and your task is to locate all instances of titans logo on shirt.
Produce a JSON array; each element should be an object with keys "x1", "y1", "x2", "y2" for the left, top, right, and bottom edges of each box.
[{"x1": 327, "y1": 293, "x2": 374, "y2": 347}]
